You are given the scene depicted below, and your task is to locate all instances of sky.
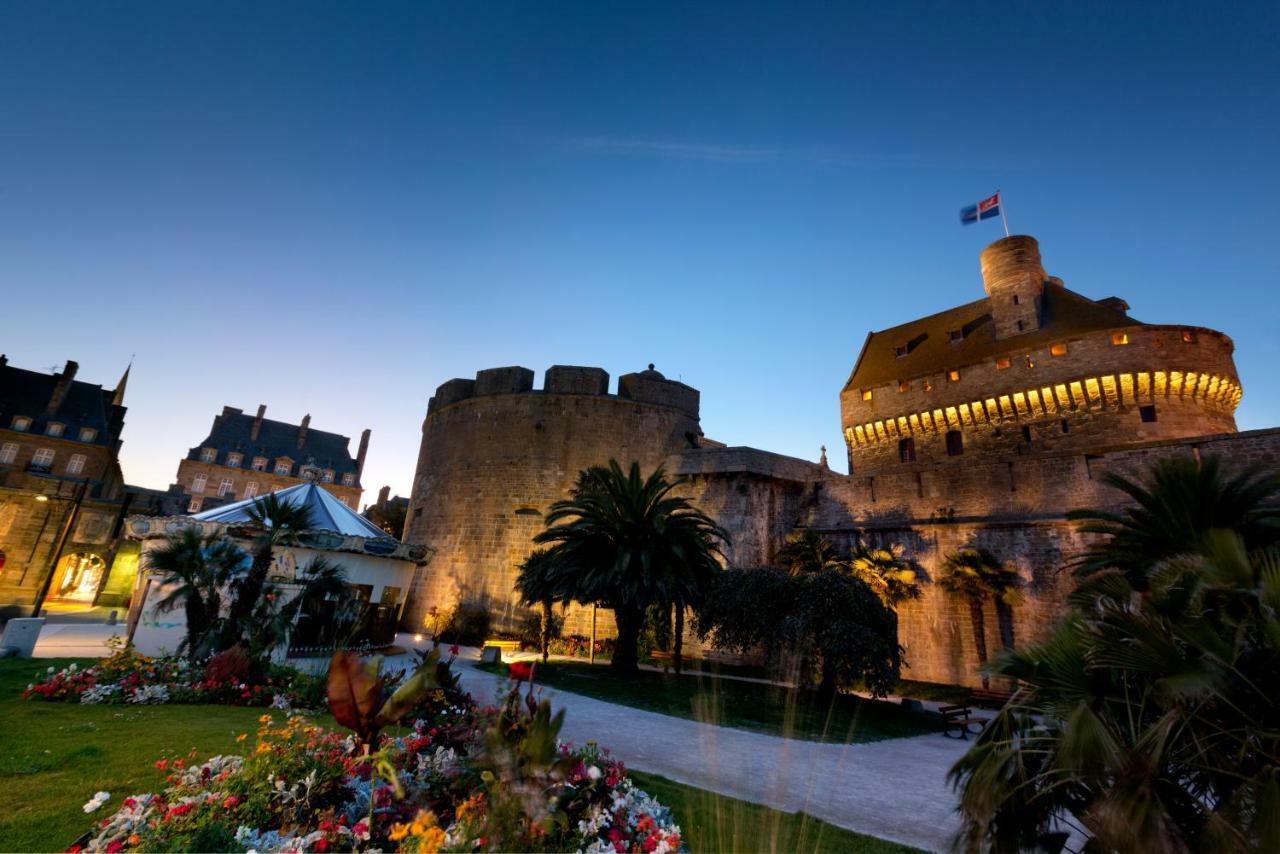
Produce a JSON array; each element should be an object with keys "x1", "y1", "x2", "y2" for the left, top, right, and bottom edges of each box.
[{"x1": 2, "y1": 1, "x2": 1278, "y2": 504}]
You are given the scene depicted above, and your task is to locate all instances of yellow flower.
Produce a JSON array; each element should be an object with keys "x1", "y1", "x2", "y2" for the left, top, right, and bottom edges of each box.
[
  {"x1": 408, "y1": 809, "x2": 438, "y2": 837},
  {"x1": 255, "y1": 742, "x2": 272, "y2": 754},
  {"x1": 236, "y1": 734, "x2": 248, "y2": 742},
  {"x1": 258, "y1": 714, "x2": 273, "y2": 724},
  {"x1": 388, "y1": 822, "x2": 410, "y2": 842},
  {"x1": 418, "y1": 826, "x2": 445, "y2": 854}
]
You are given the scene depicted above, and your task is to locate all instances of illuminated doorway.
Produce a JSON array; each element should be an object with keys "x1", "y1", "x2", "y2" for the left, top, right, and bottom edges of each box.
[{"x1": 51, "y1": 552, "x2": 107, "y2": 604}]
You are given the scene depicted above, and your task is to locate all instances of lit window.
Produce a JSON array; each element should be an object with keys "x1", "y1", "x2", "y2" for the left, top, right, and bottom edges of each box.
[
  {"x1": 1050, "y1": 343, "x2": 1068, "y2": 357},
  {"x1": 218, "y1": 478, "x2": 234, "y2": 496},
  {"x1": 66, "y1": 454, "x2": 86, "y2": 475},
  {"x1": 995, "y1": 357, "x2": 1011, "y2": 370},
  {"x1": 226, "y1": 453, "x2": 242, "y2": 468},
  {"x1": 251, "y1": 456, "x2": 267, "y2": 471},
  {"x1": 342, "y1": 473, "x2": 355, "y2": 486},
  {"x1": 945, "y1": 430, "x2": 964, "y2": 456},
  {"x1": 244, "y1": 481, "x2": 259, "y2": 498},
  {"x1": 274, "y1": 461, "x2": 292, "y2": 476},
  {"x1": 0, "y1": 443, "x2": 17, "y2": 464},
  {"x1": 46, "y1": 422, "x2": 64, "y2": 437},
  {"x1": 11, "y1": 416, "x2": 31, "y2": 432},
  {"x1": 32, "y1": 448, "x2": 55, "y2": 467},
  {"x1": 947, "y1": 369, "x2": 961, "y2": 382},
  {"x1": 322, "y1": 469, "x2": 335, "y2": 483},
  {"x1": 1140, "y1": 405, "x2": 1157, "y2": 423},
  {"x1": 898, "y1": 381, "x2": 910, "y2": 393},
  {"x1": 1181, "y1": 330, "x2": 1196, "y2": 343},
  {"x1": 188, "y1": 497, "x2": 203, "y2": 513},
  {"x1": 861, "y1": 389, "x2": 873, "y2": 402},
  {"x1": 79, "y1": 427, "x2": 97, "y2": 442},
  {"x1": 191, "y1": 474, "x2": 207, "y2": 493},
  {"x1": 898, "y1": 437, "x2": 916, "y2": 463},
  {"x1": 1111, "y1": 332, "x2": 1129, "y2": 346},
  {"x1": 200, "y1": 448, "x2": 216, "y2": 463}
]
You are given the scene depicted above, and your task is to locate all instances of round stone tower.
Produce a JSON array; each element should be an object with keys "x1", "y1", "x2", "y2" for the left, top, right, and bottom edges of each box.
[{"x1": 401, "y1": 364, "x2": 702, "y2": 632}]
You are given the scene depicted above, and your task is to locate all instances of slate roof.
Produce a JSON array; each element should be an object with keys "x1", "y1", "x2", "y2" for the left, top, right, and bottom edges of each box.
[
  {"x1": 190, "y1": 481, "x2": 392, "y2": 540},
  {"x1": 844, "y1": 284, "x2": 1141, "y2": 392},
  {"x1": 0, "y1": 361, "x2": 123, "y2": 447},
  {"x1": 189, "y1": 410, "x2": 358, "y2": 480}
]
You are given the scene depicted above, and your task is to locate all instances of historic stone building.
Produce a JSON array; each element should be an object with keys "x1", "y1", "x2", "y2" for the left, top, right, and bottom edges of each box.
[
  {"x1": 173, "y1": 405, "x2": 370, "y2": 513},
  {"x1": 403, "y1": 235, "x2": 1280, "y2": 685},
  {"x1": 0, "y1": 357, "x2": 135, "y2": 611}
]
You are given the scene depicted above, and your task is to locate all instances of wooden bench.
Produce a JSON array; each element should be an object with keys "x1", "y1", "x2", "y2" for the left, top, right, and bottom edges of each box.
[
  {"x1": 970, "y1": 687, "x2": 1014, "y2": 708},
  {"x1": 939, "y1": 703, "x2": 989, "y2": 739}
]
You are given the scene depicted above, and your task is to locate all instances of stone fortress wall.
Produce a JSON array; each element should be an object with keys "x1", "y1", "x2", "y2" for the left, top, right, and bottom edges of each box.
[
  {"x1": 402, "y1": 235, "x2": 1280, "y2": 686},
  {"x1": 402, "y1": 364, "x2": 702, "y2": 636}
]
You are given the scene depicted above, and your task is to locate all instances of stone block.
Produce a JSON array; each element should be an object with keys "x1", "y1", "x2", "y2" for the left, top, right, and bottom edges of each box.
[
  {"x1": 544, "y1": 365, "x2": 609, "y2": 396},
  {"x1": 0, "y1": 617, "x2": 44, "y2": 658}
]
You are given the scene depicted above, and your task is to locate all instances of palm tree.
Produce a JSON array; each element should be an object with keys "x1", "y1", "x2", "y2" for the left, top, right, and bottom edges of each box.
[
  {"x1": 147, "y1": 527, "x2": 249, "y2": 661},
  {"x1": 533, "y1": 460, "x2": 727, "y2": 674},
  {"x1": 776, "y1": 530, "x2": 842, "y2": 576},
  {"x1": 226, "y1": 492, "x2": 315, "y2": 629},
  {"x1": 1068, "y1": 454, "x2": 1280, "y2": 588},
  {"x1": 515, "y1": 549, "x2": 558, "y2": 662},
  {"x1": 938, "y1": 548, "x2": 1021, "y2": 689},
  {"x1": 845, "y1": 542, "x2": 921, "y2": 610},
  {"x1": 253, "y1": 555, "x2": 350, "y2": 658},
  {"x1": 950, "y1": 533, "x2": 1280, "y2": 852}
]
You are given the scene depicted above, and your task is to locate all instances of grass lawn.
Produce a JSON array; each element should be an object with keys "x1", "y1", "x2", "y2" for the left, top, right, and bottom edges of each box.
[
  {"x1": 483, "y1": 661, "x2": 942, "y2": 743},
  {"x1": 0, "y1": 658, "x2": 336, "y2": 853},
  {"x1": 628, "y1": 770, "x2": 919, "y2": 853},
  {"x1": 0, "y1": 657, "x2": 916, "y2": 853}
]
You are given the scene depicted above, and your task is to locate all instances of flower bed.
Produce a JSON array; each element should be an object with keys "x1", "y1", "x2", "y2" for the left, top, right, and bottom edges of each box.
[
  {"x1": 545, "y1": 635, "x2": 616, "y2": 660},
  {"x1": 73, "y1": 685, "x2": 683, "y2": 852},
  {"x1": 23, "y1": 646, "x2": 325, "y2": 708}
]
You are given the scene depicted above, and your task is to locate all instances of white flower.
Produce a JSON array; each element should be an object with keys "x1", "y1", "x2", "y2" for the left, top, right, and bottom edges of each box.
[
  {"x1": 47, "y1": 666, "x2": 55, "y2": 674},
  {"x1": 82, "y1": 791, "x2": 110, "y2": 813},
  {"x1": 587, "y1": 765, "x2": 602, "y2": 781}
]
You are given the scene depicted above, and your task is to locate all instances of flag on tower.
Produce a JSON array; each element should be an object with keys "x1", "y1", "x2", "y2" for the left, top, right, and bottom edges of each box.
[{"x1": 960, "y1": 192, "x2": 1001, "y2": 225}]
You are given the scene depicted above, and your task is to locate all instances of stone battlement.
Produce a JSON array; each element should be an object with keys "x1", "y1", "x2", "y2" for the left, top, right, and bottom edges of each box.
[{"x1": 426, "y1": 364, "x2": 699, "y2": 418}]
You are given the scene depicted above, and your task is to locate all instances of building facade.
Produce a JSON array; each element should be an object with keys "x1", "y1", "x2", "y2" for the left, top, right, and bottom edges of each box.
[
  {"x1": 0, "y1": 357, "x2": 137, "y2": 611},
  {"x1": 174, "y1": 405, "x2": 369, "y2": 512},
  {"x1": 402, "y1": 235, "x2": 1279, "y2": 686}
]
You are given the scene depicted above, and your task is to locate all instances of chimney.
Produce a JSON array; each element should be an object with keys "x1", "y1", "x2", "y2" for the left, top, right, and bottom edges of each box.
[
  {"x1": 47, "y1": 360, "x2": 79, "y2": 414},
  {"x1": 297, "y1": 414, "x2": 311, "y2": 449},
  {"x1": 0, "y1": 354, "x2": 7, "y2": 368},
  {"x1": 355, "y1": 428, "x2": 371, "y2": 483},
  {"x1": 251, "y1": 404, "x2": 266, "y2": 441},
  {"x1": 377, "y1": 485, "x2": 390, "y2": 508}
]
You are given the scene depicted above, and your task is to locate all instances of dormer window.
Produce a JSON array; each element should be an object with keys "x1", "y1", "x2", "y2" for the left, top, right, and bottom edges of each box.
[
  {"x1": 199, "y1": 448, "x2": 216, "y2": 463},
  {"x1": 1050, "y1": 342, "x2": 1068, "y2": 357},
  {"x1": 949, "y1": 330, "x2": 963, "y2": 343},
  {"x1": 898, "y1": 381, "x2": 910, "y2": 393},
  {"x1": 861, "y1": 389, "x2": 873, "y2": 402},
  {"x1": 274, "y1": 460, "x2": 292, "y2": 476},
  {"x1": 11, "y1": 416, "x2": 31, "y2": 432},
  {"x1": 894, "y1": 345, "x2": 909, "y2": 358},
  {"x1": 322, "y1": 469, "x2": 335, "y2": 483},
  {"x1": 1181, "y1": 330, "x2": 1197, "y2": 343},
  {"x1": 46, "y1": 422, "x2": 65, "y2": 437},
  {"x1": 79, "y1": 427, "x2": 97, "y2": 442},
  {"x1": 251, "y1": 456, "x2": 267, "y2": 471},
  {"x1": 341, "y1": 473, "x2": 355, "y2": 486},
  {"x1": 947, "y1": 369, "x2": 961, "y2": 382},
  {"x1": 995, "y1": 357, "x2": 1011, "y2": 370},
  {"x1": 1111, "y1": 332, "x2": 1129, "y2": 346},
  {"x1": 226, "y1": 452, "x2": 242, "y2": 468}
]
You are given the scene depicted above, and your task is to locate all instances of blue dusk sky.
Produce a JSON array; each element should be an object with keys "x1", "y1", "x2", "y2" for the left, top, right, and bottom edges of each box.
[{"x1": 2, "y1": 2, "x2": 1278, "y2": 500}]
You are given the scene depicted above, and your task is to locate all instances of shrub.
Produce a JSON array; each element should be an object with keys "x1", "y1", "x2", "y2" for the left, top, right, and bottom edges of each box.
[
  {"x1": 516, "y1": 608, "x2": 561, "y2": 651},
  {"x1": 435, "y1": 604, "x2": 491, "y2": 647}
]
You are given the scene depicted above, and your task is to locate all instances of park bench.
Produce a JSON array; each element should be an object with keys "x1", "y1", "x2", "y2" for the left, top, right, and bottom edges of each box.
[
  {"x1": 970, "y1": 687, "x2": 1015, "y2": 708},
  {"x1": 939, "y1": 703, "x2": 989, "y2": 739}
]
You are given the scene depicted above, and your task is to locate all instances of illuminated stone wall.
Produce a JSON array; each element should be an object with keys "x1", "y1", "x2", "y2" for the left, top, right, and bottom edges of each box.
[{"x1": 401, "y1": 365, "x2": 701, "y2": 635}]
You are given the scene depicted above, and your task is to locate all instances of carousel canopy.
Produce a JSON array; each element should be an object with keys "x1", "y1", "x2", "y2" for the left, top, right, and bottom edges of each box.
[{"x1": 189, "y1": 481, "x2": 393, "y2": 541}]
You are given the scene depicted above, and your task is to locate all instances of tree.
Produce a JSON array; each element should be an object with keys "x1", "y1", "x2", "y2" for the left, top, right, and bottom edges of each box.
[
  {"x1": 845, "y1": 542, "x2": 922, "y2": 610},
  {"x1": 147, "y1": 527, "x2": 249, "y2": 661},
  {"x1": 532, "y1": 460, "x2": 727, "y2": 674},
  {"x1": 1068, "y1": 454, "x2": 1280, "y2": 588},
  {"x1": 226, "y1": 493, "x2": 315, "y2": 632},
  {"x1": 950, "y1": 533, "x2": 1280, "y2": 852},
  {"x1": 696, "y1": 566, "x2": 900, "y2": 698},
  {"x1": 250, "y1": 555, "x2": 350, "y2": 661},
  {"x1": 514, "y1": 549, "x2": 558, "y2": 662},
  {"x1": 776, "y1": 530, "x2": 842, "y2": 576},
  {"x1": 937, "y1": 549, "x2": 1021, "y2": 689}
]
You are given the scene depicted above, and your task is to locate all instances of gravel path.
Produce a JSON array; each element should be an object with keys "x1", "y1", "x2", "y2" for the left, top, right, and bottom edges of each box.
[{"x1": 452, "y1": 656, "x2": 968, "y2": 852}]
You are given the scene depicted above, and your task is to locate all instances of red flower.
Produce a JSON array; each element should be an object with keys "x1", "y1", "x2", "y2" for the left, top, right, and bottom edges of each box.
[
  {"x1": 105, "y1": 842, "x2": 124, "y2": 854},
  {"x1": 607, "y1": 828, "x2": 623, "y2": 843},
  {"x1": 154, "y1": 759, "x2": 168, "y2": 770},
  {"x1": 449, "y1": 644, "x2": 460, "y2": 656},
  {"x1": 508, "y1": 661, "x2": 534, "y2": 682},
  {"x1": 313, "y1": 840, "x2": 328, "y2": 852}
]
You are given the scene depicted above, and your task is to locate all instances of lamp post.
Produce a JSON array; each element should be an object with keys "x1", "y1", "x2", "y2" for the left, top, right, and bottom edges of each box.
[{"x1": 30, "y1": 477, "x2": 91, "y2": 618}]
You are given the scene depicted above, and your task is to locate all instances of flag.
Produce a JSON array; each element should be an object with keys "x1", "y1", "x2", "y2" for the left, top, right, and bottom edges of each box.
[{"x1": 960, "y1": 192, "x2": 1001, "y2": 225}]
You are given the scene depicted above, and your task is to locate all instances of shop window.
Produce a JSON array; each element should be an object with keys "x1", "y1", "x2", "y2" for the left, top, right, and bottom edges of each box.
[{"x1": 945, "y1": 430, "x2": 964, "y2": 456}]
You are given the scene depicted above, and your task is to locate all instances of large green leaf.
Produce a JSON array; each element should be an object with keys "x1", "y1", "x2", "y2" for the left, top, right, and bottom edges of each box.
[{"x1": 373, "y1": 649, "x2": 441, "y2": 728}]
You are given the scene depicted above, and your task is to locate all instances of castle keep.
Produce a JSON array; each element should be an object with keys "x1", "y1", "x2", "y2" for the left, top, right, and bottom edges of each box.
[{"x1": 405, "y1": 235, "x2": 1280, "y2": 686}]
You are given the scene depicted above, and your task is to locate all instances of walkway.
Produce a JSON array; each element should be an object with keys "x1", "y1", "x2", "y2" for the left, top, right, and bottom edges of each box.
[{"x1": 450, "y1": 655, "x2": 966, "y2": 852}]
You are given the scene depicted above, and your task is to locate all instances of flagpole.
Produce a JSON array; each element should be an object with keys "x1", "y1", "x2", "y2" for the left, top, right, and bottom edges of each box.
[{"x1": 998, "y1": 189, "x2": 1010, "y2": 237}]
